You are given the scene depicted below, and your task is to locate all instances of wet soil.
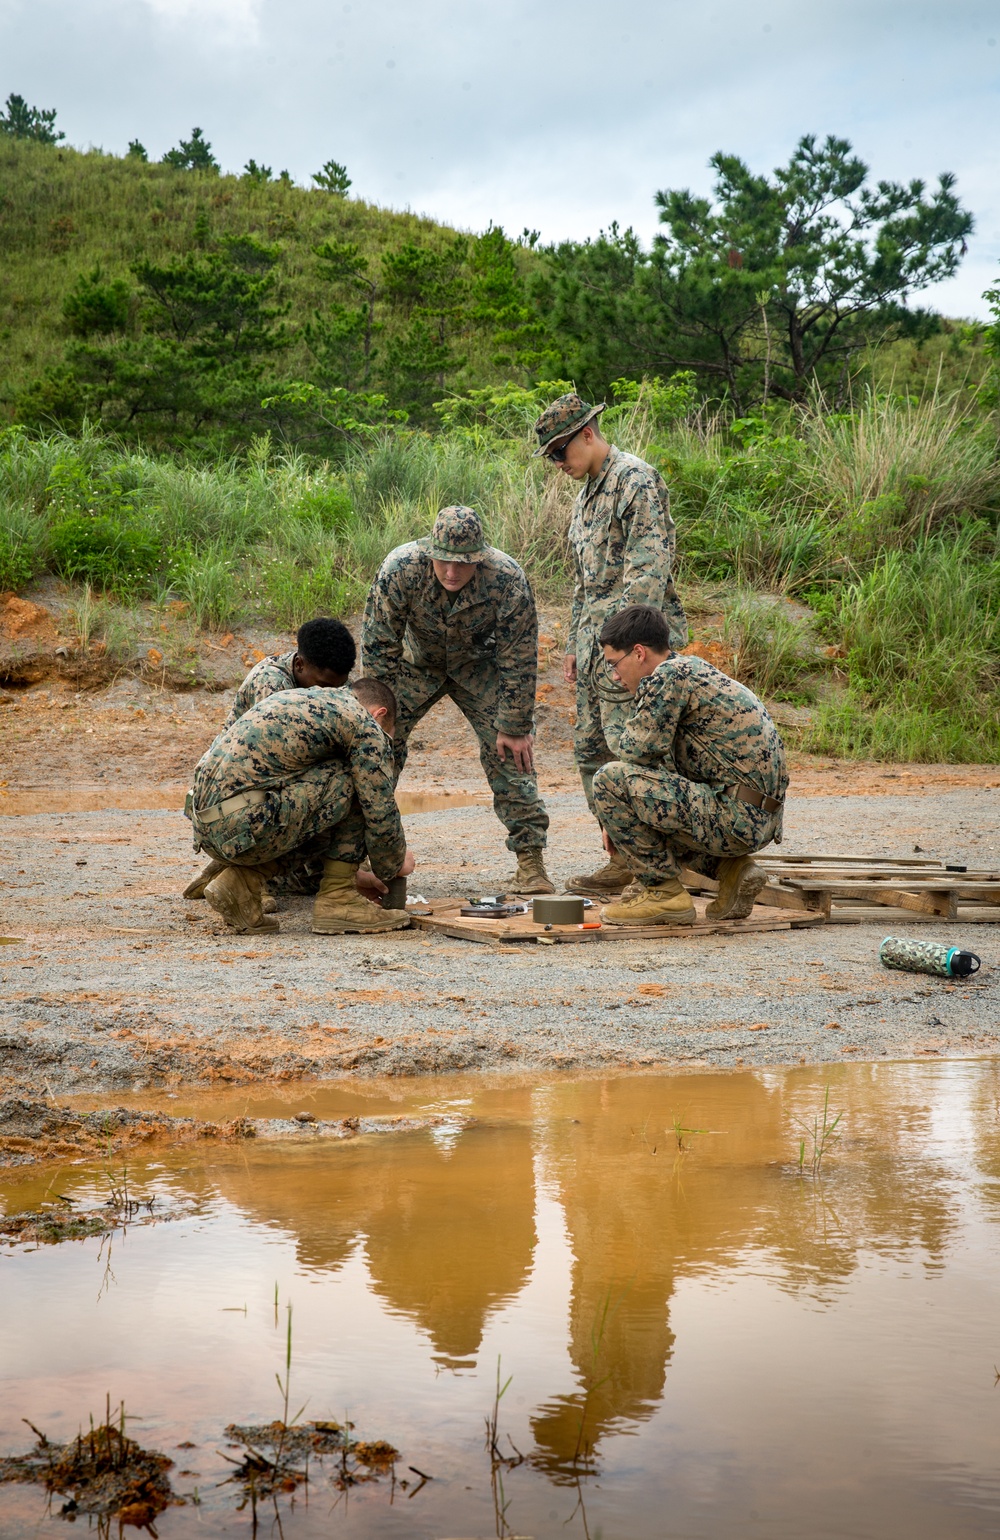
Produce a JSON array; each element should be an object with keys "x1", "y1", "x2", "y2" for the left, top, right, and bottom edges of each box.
[{"x1": 1, "y1": 616, "x2": 999, "y2": 1134}]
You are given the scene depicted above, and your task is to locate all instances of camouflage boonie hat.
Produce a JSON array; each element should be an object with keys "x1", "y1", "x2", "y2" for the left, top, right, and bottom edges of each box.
[
  {"x1": 422, "y1": 505, "x2": 487, "y2": 563},
  {"x1": 533, "y1": 392, "x2": 606, "y2": 457}
]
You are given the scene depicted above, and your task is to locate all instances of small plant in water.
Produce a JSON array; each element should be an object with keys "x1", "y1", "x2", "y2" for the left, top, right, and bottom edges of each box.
[
  {"x1": 0, "y1": 1395, "x2": 175, "y2": 1527},
  {"x1": 223, "y1": 1291, "x2": 399, "y2": 1531},
  {"x1": 483, "y1": 1356, "x2": 523, "y2": 1538},
  {"x1": 795, "y1": 1086, "x2": 843, "y2": 1177}
]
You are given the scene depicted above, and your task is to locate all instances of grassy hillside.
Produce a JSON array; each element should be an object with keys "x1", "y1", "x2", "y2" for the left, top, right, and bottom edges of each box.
[{"x1": 0, "y1": 139, "x2": 537, "y2": 434}]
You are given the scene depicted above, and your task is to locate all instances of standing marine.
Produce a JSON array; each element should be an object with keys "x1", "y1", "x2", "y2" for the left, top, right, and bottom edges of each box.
[
  {"x1": 593, "y1": 605, "x2": 787, "y2": 927},
  {"x1": 533, "y1": 392, "x2": 688, "y2": 898},
  {"x1": 186, "y1": 677, "x2": 413, "y2": 936},
  {"x1": 361, "y1": 504, "x2": 553, "y2": 894}
]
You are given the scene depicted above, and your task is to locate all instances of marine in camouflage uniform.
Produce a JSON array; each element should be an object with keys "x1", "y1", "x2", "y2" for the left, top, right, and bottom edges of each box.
[
  {"x1": 591, "y1": 619, "x2": 788, "y2": 917},
  {"x1": 187, "y1": 684, "x2": 409, "y2": 934},
  {"x1": 186, "y1": 617, "x2": 355, "y2": 900},
  {"x1": 222, "y1": 651, "x2": 296, "y2": 730},
  {"x1": 361, "y1": 504, "x2": 551, "y2": 887},
  {"x1": 533, "y1": 394, "x2": 688, "y2": 814}
]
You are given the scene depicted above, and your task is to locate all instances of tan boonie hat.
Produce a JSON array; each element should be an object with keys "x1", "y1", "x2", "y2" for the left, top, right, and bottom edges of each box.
[
  {"x1": 421, "y1": 504, "x2": 487, "y2": 563},
  {"x1": 533, "y1": 392, "x2": 606, "y2": 457}
]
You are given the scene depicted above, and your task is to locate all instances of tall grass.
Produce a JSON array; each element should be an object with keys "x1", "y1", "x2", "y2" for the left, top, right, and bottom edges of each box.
[
  {"x1": 1, "y1": 384, "x2": 998, "y2": 764},
  {"x1": 805, "y1": 528, "x2": 1000, "y2": 762}
]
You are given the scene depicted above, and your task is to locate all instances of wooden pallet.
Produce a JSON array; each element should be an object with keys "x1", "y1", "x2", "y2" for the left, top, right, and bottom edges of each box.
[
  {"x1": 407, "y1": 895, "x2": 824, "y2": 946},
  {"x1": 682, "y1": 854, "x2": 1000, "y2": 925}
]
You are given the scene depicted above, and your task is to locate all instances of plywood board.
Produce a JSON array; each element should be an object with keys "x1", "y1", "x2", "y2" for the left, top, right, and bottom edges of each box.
[{"x1": 407, "y1": 895, "x2": 824, "y2": 946}]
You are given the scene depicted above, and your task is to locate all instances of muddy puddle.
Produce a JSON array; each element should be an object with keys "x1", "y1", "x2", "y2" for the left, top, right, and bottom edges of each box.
[
  {"x1": 2, "y1": 1061, "x2": 1000, "y2": 1538},
  {"x1": 0, "y1": 785, "x2": 487, "y2": 816}
]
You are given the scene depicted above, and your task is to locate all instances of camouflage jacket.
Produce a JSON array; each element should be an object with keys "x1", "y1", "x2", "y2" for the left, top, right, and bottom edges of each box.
[
  {"x1": 567, "y1": 446, "x2": 687, "y2": 656},
  {"x1": 618, "y1": 656, "x2": 788, "y2": 801},
  {"x1": 193, "y1": 687, "x2": 405, "y2": 878},
  {"x1": 361, "y1": 542, "x2": 538, "y2": 735},
  {"x1": 223, "y1": 651, "x2": 296, "y2": 729}
]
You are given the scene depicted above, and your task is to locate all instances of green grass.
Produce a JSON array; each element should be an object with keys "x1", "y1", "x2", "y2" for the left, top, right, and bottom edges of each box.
[{"x1": 0, "y1": 138, "x2": 527, "y2": 417}]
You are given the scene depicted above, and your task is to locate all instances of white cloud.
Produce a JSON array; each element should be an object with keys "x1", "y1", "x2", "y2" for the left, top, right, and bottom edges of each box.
[
  {"x1": 139, "y1": 0, "x2": 262, "y2": 45},
  {"x1": 1, "y1": 0, "x2": 996, "y2": 313}
]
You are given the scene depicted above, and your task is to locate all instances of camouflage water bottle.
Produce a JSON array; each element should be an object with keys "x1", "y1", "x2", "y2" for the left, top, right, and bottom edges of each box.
[{"x1": 879, "y1": 937, "x2": 981, "y2": 978}]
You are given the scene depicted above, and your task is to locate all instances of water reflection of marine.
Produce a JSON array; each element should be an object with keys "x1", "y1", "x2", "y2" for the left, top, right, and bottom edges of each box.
[
  {"x1": 364, "y1": 1121, "x2": 535, "y2": 1368},
  {"x1": 530, "y1": 1071, "x2": 963, "y2": 1477},
  {"x1": 530, "y1": 1076, "x2": 791, "y2": 1476},
  {"x1": 206, "y1": 1116, "x2": 536, "y2": 1370}
]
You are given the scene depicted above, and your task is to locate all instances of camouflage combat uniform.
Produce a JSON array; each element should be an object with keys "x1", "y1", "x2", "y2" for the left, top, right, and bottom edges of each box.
[
  {"x1": 222, "y1": 652, "x2": 296, "y2": 730},
  {"x1": 188, "y1": 687, "x2": 405, "y2": 883},
  {"x1": 568, "y1": 448, "x2": 688, "y2": 808},
  {"x1": 361, "y1": 508, "x2": 548, "y2": 853},
  {"x1": 221, "y1": 649, "x2": 330, "y2": 892},
  {"x1": 593, "y1": 655, "x2": 787, "y2": 886}
]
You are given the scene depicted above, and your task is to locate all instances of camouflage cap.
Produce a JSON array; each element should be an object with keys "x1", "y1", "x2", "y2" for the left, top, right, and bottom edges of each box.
[
  {"x1": 421, "y1": 504, "x2": 487, "y2": 563},
  {"x1": 533, "y1": 392, "x2": 606, "y2": 457}
]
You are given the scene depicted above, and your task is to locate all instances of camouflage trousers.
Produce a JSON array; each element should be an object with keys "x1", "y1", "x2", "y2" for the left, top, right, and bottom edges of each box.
[
  {"x1": 573, "y1": 637, "x2": 632, "y2": 818},
  {"x1": 391, "y1": 661, "x2": 549, "y2": 853},
  {"x1": 593, "y1": 761, "x2": 781, "y2": 885},
  {"x1": 192, "y1": 763, "x2": 368, "y2": 874}
]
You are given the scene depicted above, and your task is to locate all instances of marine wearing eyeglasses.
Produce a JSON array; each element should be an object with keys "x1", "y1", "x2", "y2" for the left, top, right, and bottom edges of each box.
[
  {"x1": 591, "y1": 604, "x2": 787, "y2": 928},
  {"x1": 533, "y1": 392, "x2": 688, "y2": 898}
]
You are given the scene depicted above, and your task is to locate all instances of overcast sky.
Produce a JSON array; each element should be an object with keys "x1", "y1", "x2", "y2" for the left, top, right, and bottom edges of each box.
[{"x1": 2, "y1": 0, "x2": 997, "y2": 318}]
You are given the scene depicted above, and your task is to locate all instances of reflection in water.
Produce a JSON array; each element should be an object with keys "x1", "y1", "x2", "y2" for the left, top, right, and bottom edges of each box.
[
  {"x1": 208, "y1": 1095, "x2": 536, "y2": 1369},
  {"x1": 2, "y1": 1063, "x2": 1000, "y2": 1539}
]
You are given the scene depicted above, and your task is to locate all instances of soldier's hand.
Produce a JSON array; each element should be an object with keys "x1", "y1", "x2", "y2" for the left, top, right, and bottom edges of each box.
[
  {"x1": 563, "y1": 653, "x2": 577, "y2": 684},
  {"x1": 398, "y1": 848, "x2": 416, "y2": 877},
  {"x1": 496, "y1": 733, "x2": 535, "y2": 772},
  {"x1": 356, "y1": 869, "x2": 388, "y2": 904},
  {"x1": 602, "y1": 829, "x2": 617, "y2": 859}
]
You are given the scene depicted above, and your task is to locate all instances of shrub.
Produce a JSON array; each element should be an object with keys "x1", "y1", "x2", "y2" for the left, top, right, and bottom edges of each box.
[{"x1": 48, "y1": 514, "x2": 163, "y2": 593}]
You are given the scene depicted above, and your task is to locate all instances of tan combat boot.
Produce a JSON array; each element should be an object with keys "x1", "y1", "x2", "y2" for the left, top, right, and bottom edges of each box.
[
  {"x1": 183, "y1": 859, "x2": 225, "y2": 899},
  {"x1": 204, "y1": 865, "x2": 279, "y2": 934},
  {"x1": 509, "y1": 850, "x2": 555, "y2": 895},
  {"x1": 185, "y1": 858, "x2": 278, "y2": 912},
  {"x1": 705, "y1": 856, "x2": 767, "y2": 920},
  {"x1": 312, "y1": 860, "x2": 411, "y2": 934},
  {"x1": 602, "y1": 877, "x2": 697, "y2": 927},
  {"x1": 566, "y1": 851, "x2": 632, "y2": 898}
]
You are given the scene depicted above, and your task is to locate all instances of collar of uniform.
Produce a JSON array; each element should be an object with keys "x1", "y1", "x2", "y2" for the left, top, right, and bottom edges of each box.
[
  {"x1": 636, "y1": 656, "x2": 676, "y2": 697},
  {"x1": 583, "y1": 445, "x2": 619, "y2": 499}
]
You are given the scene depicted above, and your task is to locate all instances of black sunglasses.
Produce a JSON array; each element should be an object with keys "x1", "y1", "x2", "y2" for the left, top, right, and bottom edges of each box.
[{"x1": 546, "y1": 426, "x2": 584, "y2": 463}]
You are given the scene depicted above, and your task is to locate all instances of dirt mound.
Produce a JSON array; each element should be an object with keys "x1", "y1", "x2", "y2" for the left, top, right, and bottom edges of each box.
[
  {"x1": 0, "y1": 594, "x2": 58, "y2": 643},
  {"x1": 681, "y1": 638, "x2": 734, "y2": 671}
]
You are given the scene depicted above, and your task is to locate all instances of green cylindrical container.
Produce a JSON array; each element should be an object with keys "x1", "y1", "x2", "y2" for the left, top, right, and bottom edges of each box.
[
  {"x1": 532, "y1": 895, "x2": 585, "y2": 926},
  {"x1": 879, "y1": 936, "x2": 981, "y2": 978}
]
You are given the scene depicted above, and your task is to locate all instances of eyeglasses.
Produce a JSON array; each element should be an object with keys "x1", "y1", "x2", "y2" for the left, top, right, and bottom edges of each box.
[
  {"x1": 546, "y1": 426, "x2": 584, "y2": 463},
  {"x1": 600, "y1": 648, "x2": 635, "y2": 679}
]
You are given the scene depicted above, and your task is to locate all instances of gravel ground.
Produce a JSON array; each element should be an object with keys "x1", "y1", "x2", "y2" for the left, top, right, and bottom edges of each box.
[{"x1": 1, "y1": 779, "x2": 998, "y2": 1099}]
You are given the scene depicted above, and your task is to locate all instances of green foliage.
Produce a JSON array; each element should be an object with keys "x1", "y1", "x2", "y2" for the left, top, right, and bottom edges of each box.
[
  {"x1": 805, "y1": 529, "x2": 1000, "y2": 761},
  {"x1": 161, "y1": 127, "x2": 219, "y2": 174},
  {"x1": 723, "y1": 593, "x2": 819, "y2": 701},
  {"x1": 63, "y1": 266, "x2": 132, "y2": 338},
  {"x1": 541, "y1": 134, "x2": 973, "y2": 409},
  {"x1": 0, "y1": 510, "x2": 43, "y2": 589},
  {"x1": 126, "y1": 140, "x2": 148, "y2": 162},
  {"x1": 38, "y1": 235, "x2": 291, "y2": 447},
  {"x1": 243, "y1": 159, "x2": 273, "y2": 183},
  {"x1": 48, "y1": 513, "x2": 163, "y2": 593},
  {"x1": 0, "y1": 92, "x2": 63, "y2": 145},
  {"x1": 312, "y1": 159, "x2": 351, "y2": 195}
]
